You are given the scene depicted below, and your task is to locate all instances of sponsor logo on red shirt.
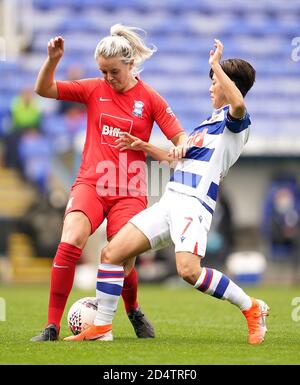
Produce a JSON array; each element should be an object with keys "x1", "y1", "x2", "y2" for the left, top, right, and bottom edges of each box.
[{"x1": 100, "y1": 113, "x2": 133, "y2": 147}]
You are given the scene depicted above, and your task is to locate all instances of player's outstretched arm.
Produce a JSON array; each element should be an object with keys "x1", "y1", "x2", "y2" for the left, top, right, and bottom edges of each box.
[
  {"x1": 209, "y1": 39, "x2": 246, "y2": 119},
  {"x1": 115, "y1": 132, "x2": 187, "y2": 165},
  {"x1": 168, "y1": 132, "x2": 188, "y2": 159},
  {"x1": 34, "y1": 36, "x2": 64, "y2": 99}
]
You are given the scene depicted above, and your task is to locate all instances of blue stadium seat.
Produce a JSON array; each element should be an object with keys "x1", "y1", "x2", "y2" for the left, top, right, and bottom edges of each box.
[
  {"x1": 2, "y1": 0, "x2": 299, "y2": 146},
  {"x1": 42, "y1": 115, "x2": 65, "y2": 136}
]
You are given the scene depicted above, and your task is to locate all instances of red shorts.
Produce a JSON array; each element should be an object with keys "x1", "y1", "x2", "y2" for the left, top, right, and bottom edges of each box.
[{"x1": 65, "y1": 183, "x2": 147, "y2": 239}]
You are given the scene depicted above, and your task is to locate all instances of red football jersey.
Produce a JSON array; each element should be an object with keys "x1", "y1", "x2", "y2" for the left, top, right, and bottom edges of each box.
[{"x1": 56, "y1": 78, "x2": 184, "y2": 196}]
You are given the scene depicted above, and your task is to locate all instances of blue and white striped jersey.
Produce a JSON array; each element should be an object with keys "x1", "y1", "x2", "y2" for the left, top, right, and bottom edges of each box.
[{"x1": 166, "y1": 105, "x2": 251, "y2": 215}]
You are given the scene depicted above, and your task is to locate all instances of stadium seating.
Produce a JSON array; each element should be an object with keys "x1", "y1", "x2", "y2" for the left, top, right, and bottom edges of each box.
[{"x1": 1, "y1": 0, "x2": 300, "y2": 152}]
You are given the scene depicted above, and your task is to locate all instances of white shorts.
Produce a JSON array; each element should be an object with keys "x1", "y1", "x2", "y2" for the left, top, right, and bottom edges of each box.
[{"x1": 129, "y1": 189, "x2": 213, "y2": 257}]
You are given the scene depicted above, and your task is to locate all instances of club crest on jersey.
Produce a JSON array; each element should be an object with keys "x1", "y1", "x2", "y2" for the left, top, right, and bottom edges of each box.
[{"x1": 133, "y1": 101, "x2": 144, "y2": 117}]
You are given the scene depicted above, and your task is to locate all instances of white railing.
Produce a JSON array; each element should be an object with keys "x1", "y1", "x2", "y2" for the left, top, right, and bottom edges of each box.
[{"x1": 0, "y1": 0, "x2": 33, "y2": 59}]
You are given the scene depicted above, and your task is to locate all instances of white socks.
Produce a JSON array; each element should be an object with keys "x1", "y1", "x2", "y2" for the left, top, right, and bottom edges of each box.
[
  {"x1": 194, "y1": 267, "x2": 252, "y2": 311},
  {"x1": 94, "y1": 264, "x2": 124, "y2": 326}
]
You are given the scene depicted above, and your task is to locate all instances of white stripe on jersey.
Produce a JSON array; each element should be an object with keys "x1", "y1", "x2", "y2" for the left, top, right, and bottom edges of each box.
[{"x1": 167, "y1": 106, "x2": 250, "y2": 213}]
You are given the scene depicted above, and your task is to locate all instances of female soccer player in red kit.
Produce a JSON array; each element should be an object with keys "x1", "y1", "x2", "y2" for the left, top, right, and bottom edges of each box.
[{"x1": 31, "y1": 24, "x2": 186, "y2": 341}]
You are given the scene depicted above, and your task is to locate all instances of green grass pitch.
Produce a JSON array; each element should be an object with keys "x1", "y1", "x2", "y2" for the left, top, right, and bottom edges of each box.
[{"x1": 0, "y1": 283, "x2": 300, "y2": 365}]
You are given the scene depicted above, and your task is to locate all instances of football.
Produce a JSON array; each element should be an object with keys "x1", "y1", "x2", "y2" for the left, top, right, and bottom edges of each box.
[{"x1": 67, "y1": 297, "x2": 98, "y2": 335}]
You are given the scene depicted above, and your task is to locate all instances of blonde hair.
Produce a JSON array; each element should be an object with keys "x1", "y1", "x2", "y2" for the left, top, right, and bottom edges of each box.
[{"x1": 94, "y1": 24, "x2": 157, "y2": 75}]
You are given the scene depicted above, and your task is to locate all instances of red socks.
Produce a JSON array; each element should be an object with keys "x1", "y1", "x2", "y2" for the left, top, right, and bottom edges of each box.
[
  {"x1": 47, "y1": 242, "x2": 82, "y2": 330},
  {"x1": 121, "y1": 267, "x2": 139, "y2": 313}
]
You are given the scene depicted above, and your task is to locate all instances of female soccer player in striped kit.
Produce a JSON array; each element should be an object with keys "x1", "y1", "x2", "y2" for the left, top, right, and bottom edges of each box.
[
  {"x1": 65, "y1": 39, "x2": 270, "y2": 345},
  {"x1": 31, "y1": 25, "x2": 186, "y2": 342}
]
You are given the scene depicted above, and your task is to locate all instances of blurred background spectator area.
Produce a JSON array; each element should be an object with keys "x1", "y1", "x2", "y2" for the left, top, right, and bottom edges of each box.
[{"x1": 0, "y1": 0, "x2": 300, "y2": 285}]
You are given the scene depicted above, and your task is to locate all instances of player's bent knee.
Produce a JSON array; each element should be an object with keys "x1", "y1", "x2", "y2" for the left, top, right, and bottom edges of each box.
[
  {"x1": 101, "y1": 246, "x2": 110, "y2": 264},
  {"x1": 177, "y1": 260, "x2": 202, "y2": 285},
  {"x1": 176, "y1": 252, "x2": 202, "y2": 285},
  {"x1": 101, "y1": 245, "x2": 125, "y2": 267},
  {"x1": 101, "y1": 245, "x2": 119, "y2": 265},
  {"x1": 61, "y1": 230, "x2": 89, "y2": 249},
  {"x1": 177, "y1": 264, "x2": 193, "y2": 283},
  {"x1": 62, "y1": 212, "x2": 91, "y2": 248}
]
